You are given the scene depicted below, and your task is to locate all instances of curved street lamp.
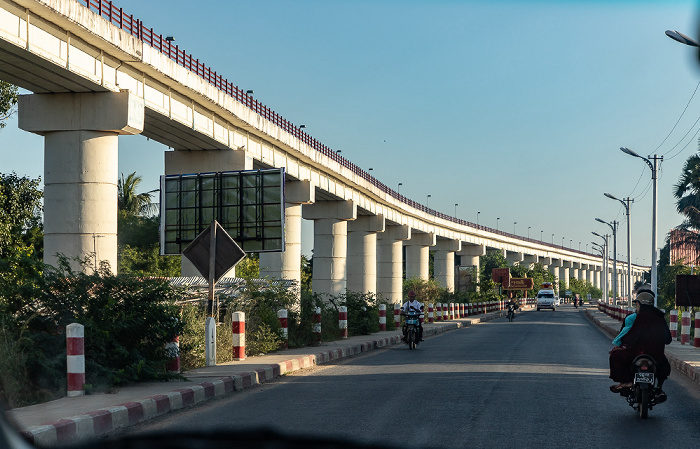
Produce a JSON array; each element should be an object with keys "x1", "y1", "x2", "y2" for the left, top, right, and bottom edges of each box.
[
  {"x1": 592, "y1": 231, "x2": 609, "y2": 303},
  {"x1": 665, "y1": 30, "x2": 700, "y2": 47},
  {"x1": 605, "y1": 192, "x2": 634, "y2": 304},
  {"x1": 620, "y1": 147, "x2": 661, "y2": 305},
  {"x1": 596, "y1": 218, "x2": 618, "y2": 302}
]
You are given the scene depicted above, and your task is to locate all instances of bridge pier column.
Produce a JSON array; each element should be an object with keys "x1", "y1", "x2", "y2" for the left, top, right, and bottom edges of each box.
[
  {"x1": 405, "y1": 233, "x2": 435, "y2": 280},
  {"x1": 18, "y1": 91, "x2": 144, "y2": 273},
  {"x1": 165, "y1": 148, "x2": 254, "y2": 276},
  {"x1": 506, "y1": 251, "x2": 524, "y2": 266},
  {"x1": 434, "y1": 240, "x2": 461, "y2": 292},
  {"x1": 456, "y1": 244, "x2": 485, "y2": 291},
  {"x1": 347, "y1": 215, "x2": 385, "y2": 294},
  {"x1": 377, "y1": 225, "x2": 410, "y2": 303},
  {"x1": 259, "y1": 181, "x2": 314, "y2": 299},
  {"x1": 303, "y1": 200, "x2": 356, "y2": 299},
  {"x1": 559, "y1": 266, "x2": 570, "y2": 289}
]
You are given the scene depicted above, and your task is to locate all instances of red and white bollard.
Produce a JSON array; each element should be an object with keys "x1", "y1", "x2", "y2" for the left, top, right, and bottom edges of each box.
[
  {"x1": 428, "y1": 303, "x2": 434, "y2": 323},
  {"x1": 66, "y1": 323, "x2": 85, "y2": 397},
  {"x1": 670, "y1": 310, "x2": 678, "y2": 339},
  {"x1": 681, "y1": 311, "x2": 691, "y2": 345},
  {"x1": 394, "y1": 303, "x2": 401, "y2": 329},
  {"x1": 313, "y1": 307, "x2": 322, "y2": 343},
  {"x1": 379, "y1": 304, "x2": 386, "y2": 331},
  {"x1": 695, "y1": 312, "x2": 700, "y2": 348},
  {"x1": 166, "y1": 336, "x2": 180, "y2": 374},
  {"x1": 449, "y1": 303, "x2": 455, "y2": 320},
  {"x1": 339, "y1": 306, "x2": 348, "y2": 339},
  {"x1": 278, "y1": 309, "x2": 288, "y2": 349},
  {"x1": 232, "y1": 312, "x2": 246, "y2": 360},
  {"x1": 443, "y1": 303, "x2": 448, "y2": 320},
  {"x1": 436, "y1": 303, "x2": 442, "y2": 321}
]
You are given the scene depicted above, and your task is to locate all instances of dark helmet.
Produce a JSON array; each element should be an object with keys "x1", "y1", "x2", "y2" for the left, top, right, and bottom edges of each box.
[
  {"x1": 632, "y1": 284, "x2": 654, "y2": 307},
  {"x1": 408, "y1": 290, "x2": 416, "y2": 298}
]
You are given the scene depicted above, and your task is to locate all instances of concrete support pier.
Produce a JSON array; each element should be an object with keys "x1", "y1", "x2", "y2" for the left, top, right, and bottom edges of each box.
[
  {"x1": 434, "y1": 239, "x2": 460, "y2": 291},
  {"x1": 377, "y1": 224, "x2": 410, "y2": 303},
  {"x1": 259, "y1": 181, "x2": 315, "y2": 295},
  {"x1": 456, "y1": 244, "x2": 485, "y2": 290},
  {"x1": 303, "y1": 200, "x2": 356, "y2": 298},
  {"x1": 347, "y1": 215, "x2": 385, "y2": 294},
  {"x1": 18, "y1": 91, "x2": 144, "y2": 273},
  {"x1": 405, "y1": 233, "x2": 435, "y2": 280}
]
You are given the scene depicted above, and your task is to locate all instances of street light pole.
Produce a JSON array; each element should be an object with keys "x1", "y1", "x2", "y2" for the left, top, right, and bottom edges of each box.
[
  {"x1": 620, "y1": 147, "x2": 662, "y2": 306},
  {"x1": 497, "y1": 218, "x2": 500, "y2": 231},
  {"x1": 596, "y1": 218, "x2": 618, "y2": 303},
  {"x1": 514, "y1": 221, "x2": 517, "y2": 234},
  {"x1": 477, "y1": 211, "x2": 480, "y2": 225},
  {"x1": 593, "y1": 231, "x2": 609, "y2": 303},
  {"x1": 605, "y1": 192, "x2": 634, "y2": 303}
]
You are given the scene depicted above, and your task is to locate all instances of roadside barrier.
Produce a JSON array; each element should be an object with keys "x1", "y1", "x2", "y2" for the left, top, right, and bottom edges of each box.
[
  {"x1": 278, "y1": 309, "x2": 288, "y2": 349},
  {"x1": 449, "y1": 303, "x2": 454, "y2": 320},
  {"x1": 313, "y1": 307, "x2": 322, "y2": 343},
  {"x1": 436, "y1": 303, "x2": 442, "y2": 321},
  {"x1": 681, "y1": 311, "x2": 691, "y2": 345},
  {"x1": 232, "y1": 312, "x2": 246, "y2": 360},
  {"x1": 695, "y1": 312, "x2": 700, "y2": 347},
  {"x1": 428, "y1": 303, "x2": 434, "y2": 323},
  {"x1": 66, "y1": 323, "x2": 85, "y2": 397},
  {"x1": 379, "y1": 304, "x2": 386, "y2": 331},
  {"x1": 394, "y1": 303, "x2": 401, "y2": 328},
  {"x1": 339, "y1": 306, "x2": 348, "y2": 339},
  {"x1": 166, "y1": 336, "x2": 180, "y2": 373},
  {"x1": 442, "y1": 303, "x2": 448, "y2": 320},
  {"x1": 670, "y1": 310, "x2": 678, "y2": 339}
]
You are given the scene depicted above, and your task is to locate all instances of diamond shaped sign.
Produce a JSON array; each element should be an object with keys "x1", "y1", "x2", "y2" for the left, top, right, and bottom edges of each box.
[{"x1": 183, "y1": 221, "x2": 245, "y2": 283}]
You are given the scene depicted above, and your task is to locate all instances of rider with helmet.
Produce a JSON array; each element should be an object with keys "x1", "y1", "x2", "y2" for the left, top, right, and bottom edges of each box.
[
  {"x1": 609, "y1": 285, "x2": 672, "y2": 393},
  {"x1": 401, "y1": 290, "x2": 424, "y2": 342}
]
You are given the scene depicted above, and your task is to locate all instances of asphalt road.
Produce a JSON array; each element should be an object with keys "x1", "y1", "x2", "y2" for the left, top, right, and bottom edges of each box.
[{"x1": 125, "y1": 306, "x2": 700, "y2": 448}]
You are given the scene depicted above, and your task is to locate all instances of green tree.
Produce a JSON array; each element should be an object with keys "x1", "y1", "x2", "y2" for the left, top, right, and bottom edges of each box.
[
  {"x1": 0, "y1": 172, "x2": 43, "y2": 257},
  {"x1": 479, "y1": 250, "x2": 508, "y2": 284},
  {"x1": 118, "y1": 172, "x2": 156, "y2": 217},
  {"x1": 0, "y1": 81, "x2": 18, "y2": 130},
  {"x1": 672, "y1": 153, "x2": 700, "y2": 251}
]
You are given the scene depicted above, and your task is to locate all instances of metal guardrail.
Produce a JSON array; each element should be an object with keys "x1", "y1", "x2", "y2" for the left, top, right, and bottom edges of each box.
[{"x1": 78, "y1": 0, "x2": 612, "y2": 259}]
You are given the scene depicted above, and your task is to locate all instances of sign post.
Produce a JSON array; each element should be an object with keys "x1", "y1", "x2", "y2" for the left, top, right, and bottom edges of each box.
[{"x1": 183, "y1": 220, "x2": 245, "y2": 366}]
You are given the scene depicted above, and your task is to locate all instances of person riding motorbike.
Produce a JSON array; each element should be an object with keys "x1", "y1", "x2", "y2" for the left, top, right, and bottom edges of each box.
[
  {"x1": 506, "y1": 298, "x2": 519, "y2": 313},
  {"x1": 401, "y1": 290, "x2": 424, "y2": 342},
  {"x1": 609, "y1": 285, "x2": 672, "y2": 394}
]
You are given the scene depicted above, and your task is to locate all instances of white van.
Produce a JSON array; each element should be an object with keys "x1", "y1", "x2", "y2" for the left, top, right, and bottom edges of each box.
[{"x1": 536, "y1": 282, "x2": 558, "y2": 311}]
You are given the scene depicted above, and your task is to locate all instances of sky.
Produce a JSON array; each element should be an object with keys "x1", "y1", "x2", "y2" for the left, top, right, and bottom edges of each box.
[{"x1": 3, "y1": 0, "x2": 700, "y2": 264}]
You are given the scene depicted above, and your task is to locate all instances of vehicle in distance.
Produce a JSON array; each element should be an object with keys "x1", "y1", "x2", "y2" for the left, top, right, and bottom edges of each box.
[{"x1": 536, "y1": 282, "x2": 558, "y2": 311}]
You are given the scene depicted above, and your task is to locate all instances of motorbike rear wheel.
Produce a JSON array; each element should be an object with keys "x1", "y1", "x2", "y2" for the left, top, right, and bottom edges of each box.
[
  {"x1": 639, "y1": 388, "x2": 650, "y2": 419},
  {"x1": 508, "y1": 311, "x2": 514, "y2": 322}
]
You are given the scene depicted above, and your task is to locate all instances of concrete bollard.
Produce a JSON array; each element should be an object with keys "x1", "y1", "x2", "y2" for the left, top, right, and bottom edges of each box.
[
  {"x1": 313, "y1": 307, "x2": 322, "y2": 343},
  {"x1": 436, "y1": 303, "x2": 442, "y2": 322},
  {"x1": 419, "y1": 303, "x2": 425, "y2": 325},
  {"x1": 278, "y1": 309, "x2": 288, "y2": 349},
  {"x1": 339, "y1": 306, "x2": 348, "y2": 339},
  {"x1": 428, "y1": 303, "x2": 434, "y2": 323},
  {"x1": 379, "y1": 304, "x2": 386, "y2": 331},
  {"x1": 394, "y1": 303, "x2": 401, "y2": 328},
  {"x1": 232, "y1": 312, "x2": 246, "y2": 360},
  {"x1": 443, "y1": 303, "x2": 448, "y2": 320},
  {"x1": 166, "y1": 336, "x2": 180, "y2": 374},
  {"x1": 66, "y1": 323, "x2": 85, "y2": 397},
  {"x1": 670, "y1": 310, "x2": 678, "y2": 339},
  {"x1": 695, "y1": 312, "x2": 700, "y2": 347},
  {"x1": 681, "y1": 311, "x2": 691, "y2": 345},
  {"x1": 454, "y1": 303, "x2": 460, "y2": 319},
  {"x1": 449, "y1": 303, "x2": 454, "y2": 320}
]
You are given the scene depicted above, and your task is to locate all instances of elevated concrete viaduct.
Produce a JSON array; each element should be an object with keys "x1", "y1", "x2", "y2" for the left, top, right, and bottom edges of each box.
[{"x1": 0, "y1": 0, "x2": 649, "y2": 301}]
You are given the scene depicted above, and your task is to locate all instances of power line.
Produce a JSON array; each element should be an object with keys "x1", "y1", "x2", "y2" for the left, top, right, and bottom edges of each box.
[{"x1": 657, "y1": 79, "x2": 700, "y2": 154}]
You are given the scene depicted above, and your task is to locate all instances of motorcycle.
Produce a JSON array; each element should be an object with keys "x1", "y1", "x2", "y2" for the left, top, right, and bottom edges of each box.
[
  {"x1": 615, "y1": 354, "x2": 667, "y2": 419},
  {"x1": 507, "y1": 304, "x2": 516, "y2": 322},
  {"x1": 403, "y1": 310, "x2": 421, "y2": 350}
]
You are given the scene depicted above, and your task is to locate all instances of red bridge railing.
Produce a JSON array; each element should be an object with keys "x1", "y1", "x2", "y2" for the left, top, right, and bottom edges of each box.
[{"x1": 77, "y1": 0, "x2": 597, "y2": 257}]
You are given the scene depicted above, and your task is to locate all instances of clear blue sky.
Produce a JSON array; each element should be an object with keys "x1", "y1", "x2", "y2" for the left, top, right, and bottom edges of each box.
[{"x1": 3, "y1": 0, "x2": 700, "y2": 264}]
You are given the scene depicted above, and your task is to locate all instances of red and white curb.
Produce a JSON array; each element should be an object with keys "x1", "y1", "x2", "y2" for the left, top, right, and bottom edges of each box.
[{"x1": 20, "y1": 313, "x2": 507, "y2": 445}]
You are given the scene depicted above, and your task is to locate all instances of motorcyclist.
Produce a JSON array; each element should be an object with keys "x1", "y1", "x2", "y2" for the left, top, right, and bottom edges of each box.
[
  {"x1": 506, "y1": 298, "x2": 519, "y2": 313},
  {"x1": 401, "y1": 290, "x2": 424, "y2": 342},
  {"x1": 609, "y1": 285, "x2": 672, "y2": 394}
]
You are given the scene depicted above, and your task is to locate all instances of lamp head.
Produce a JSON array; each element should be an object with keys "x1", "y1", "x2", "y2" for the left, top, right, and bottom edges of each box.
[
  {"x1": 665, "y1": 30, "x2": 700, "y2": 47},
  {"x1": 595, "y1": 218, "x2": 607, "y2": 225},
  {"x1": 620, "y1": 147, "x2": 641, "y2": 158},
  {"x1": 604, "y1": 192, "x2": 618, "y2": 201}
]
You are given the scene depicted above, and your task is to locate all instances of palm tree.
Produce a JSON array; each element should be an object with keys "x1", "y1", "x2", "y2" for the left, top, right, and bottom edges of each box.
[
  {"x1": 118, "y1": 172, "x2": 156, "y2": 217},
  {"x1": 672, "y1": 153, "x2": 700, "y2": 250}
]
